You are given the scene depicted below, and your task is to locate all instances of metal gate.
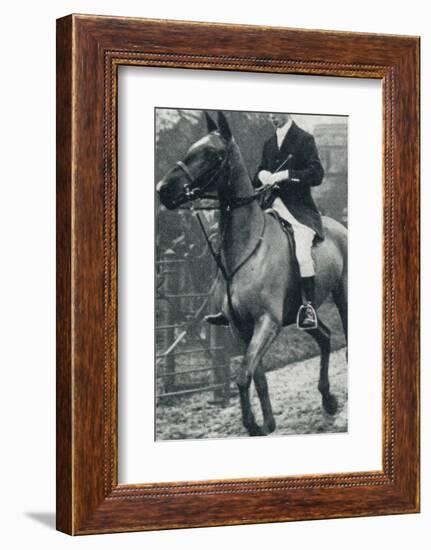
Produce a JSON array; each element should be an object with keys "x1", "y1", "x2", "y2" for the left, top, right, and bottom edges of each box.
[{"x1": 156, "y1": 241, "x2": 232, "y2": 407}]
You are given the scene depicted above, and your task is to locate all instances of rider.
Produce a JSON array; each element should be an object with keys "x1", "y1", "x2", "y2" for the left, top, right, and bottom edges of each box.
[{"x1": 206, "y1": 113, "x2": 325, "y2": 330}]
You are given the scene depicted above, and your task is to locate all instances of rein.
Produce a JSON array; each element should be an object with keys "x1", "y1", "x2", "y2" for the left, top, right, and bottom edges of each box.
[
  {"x1": 175, "y1": 141, "x2": 272, "y2": 283},
  {"x1": 176, "y1": 142, "x2": 272, "y2": 211},
  {"x1": 194, "y1": 208, "x2": 266, "y2": 283},
  {"x1": 178, "y1": 185, "x2": 271, "y2": 211}
]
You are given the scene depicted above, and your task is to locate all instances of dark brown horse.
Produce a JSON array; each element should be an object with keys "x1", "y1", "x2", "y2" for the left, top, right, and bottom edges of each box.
[{"x1": 157, "y1": 111, "x2": 348, "y2": 436}]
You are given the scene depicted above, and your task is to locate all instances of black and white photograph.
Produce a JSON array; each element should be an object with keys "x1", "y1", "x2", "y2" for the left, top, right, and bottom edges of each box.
[
  {"x1": 155, "y1": 108, "x2": 348, "y2": 440},
  {"x1": 0, "y1": 0, "x2": 425, "y2": 546}
]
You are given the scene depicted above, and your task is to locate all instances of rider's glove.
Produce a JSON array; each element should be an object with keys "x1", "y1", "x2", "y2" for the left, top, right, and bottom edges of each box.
[
  {"x1": 272, "y1": 170, "x2": 290, "y2": 184},
  {"x1": 258, "y1": 170, "x2": 273, "y2": 186}
]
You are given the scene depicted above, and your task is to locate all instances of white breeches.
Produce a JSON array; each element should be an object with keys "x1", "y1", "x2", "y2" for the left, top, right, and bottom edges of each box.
[{"x1": 272, "y1": 197, "x2": 316, "y2": 277}]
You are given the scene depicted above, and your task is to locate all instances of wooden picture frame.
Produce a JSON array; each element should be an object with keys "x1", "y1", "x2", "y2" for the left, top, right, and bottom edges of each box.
[{"x1": 56, "y1": 14, "x2": 420, "y2": 535}]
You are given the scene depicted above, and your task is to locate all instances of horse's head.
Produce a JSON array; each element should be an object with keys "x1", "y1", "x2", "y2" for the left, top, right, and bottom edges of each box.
[{"x1": 156, "y1": 111, "x2": 232, "y2": 210}]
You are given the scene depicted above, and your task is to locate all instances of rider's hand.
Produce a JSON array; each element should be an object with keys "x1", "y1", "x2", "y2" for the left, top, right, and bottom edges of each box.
[
  {"x1": 272, "y1": 169, "x2": 290, "y2": 184},
  {"x1": 258, "y1": 170, "x2": 273, "y2": 186}
]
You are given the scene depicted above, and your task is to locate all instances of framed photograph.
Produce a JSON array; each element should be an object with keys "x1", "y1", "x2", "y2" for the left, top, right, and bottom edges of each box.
[{"x1": 56, "y1": 15, "x2": 420, "y2": 535}]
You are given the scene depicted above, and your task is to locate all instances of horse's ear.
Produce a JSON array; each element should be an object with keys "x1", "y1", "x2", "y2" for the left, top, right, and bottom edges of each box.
[
  {"x1": 204, "y1": 112, "x2": 218, "y2": 133},
  {"x1": 217, "y1": 111, "x2": 232, "y2": 142}
]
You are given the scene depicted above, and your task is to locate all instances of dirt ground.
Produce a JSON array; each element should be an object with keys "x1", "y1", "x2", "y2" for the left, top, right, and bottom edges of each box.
[{"x1": 156, "y1": 347, "x2": 348, "y2": 440}]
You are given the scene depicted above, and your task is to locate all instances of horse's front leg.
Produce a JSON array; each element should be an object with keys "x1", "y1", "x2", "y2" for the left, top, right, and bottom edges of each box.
[
  {"x1": 254, "y1": 362, "x2": 276, "y2": 434},
  {"x1": 237, "y1": 315, "x2": 280, "y2": 436}
]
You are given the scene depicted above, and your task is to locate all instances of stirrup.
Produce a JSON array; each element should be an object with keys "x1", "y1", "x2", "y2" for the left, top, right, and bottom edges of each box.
[
  {"x1": 204, "y1": 312, "x2": 230, "y2": 326},
  {"x1": 296, "y1": 303, "x2": 318, "y2": 330}
]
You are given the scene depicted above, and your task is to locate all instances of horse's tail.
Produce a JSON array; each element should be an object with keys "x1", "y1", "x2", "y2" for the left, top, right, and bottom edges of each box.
[
  {"x1": 322, "y1": 215, "x2": 347, "y2": 277},
  {"x1": 323, "y1": 216, "x2": 348, "y2": 343}
]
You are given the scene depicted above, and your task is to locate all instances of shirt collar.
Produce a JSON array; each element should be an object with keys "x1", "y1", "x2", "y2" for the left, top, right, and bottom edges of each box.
[{"x1": 276, "y1": 118, "x2": 293, "y2": 148}]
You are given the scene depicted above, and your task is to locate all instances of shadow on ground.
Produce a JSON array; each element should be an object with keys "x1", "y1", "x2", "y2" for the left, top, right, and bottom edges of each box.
[{"x1": 25, "y1": 512, "x2": 56, "y2": 530}]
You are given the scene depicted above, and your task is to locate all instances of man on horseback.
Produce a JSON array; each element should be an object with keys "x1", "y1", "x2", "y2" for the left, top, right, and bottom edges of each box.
[{"x1": 206, "y1": 113, "x2": 324, "y2": 330}]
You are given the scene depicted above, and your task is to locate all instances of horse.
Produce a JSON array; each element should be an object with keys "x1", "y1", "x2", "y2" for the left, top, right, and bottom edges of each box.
[{"x1": 157, "y1": 111, "x2": 348, "y2": 437}]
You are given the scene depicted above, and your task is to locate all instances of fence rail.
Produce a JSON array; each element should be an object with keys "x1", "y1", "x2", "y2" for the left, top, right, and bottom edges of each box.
[
  {"x1": 156, "y1": 249, "x2": 231, "y2": 406},
  {"x1": 157, "y1": 383, "x2": 226, "y2": 400}
]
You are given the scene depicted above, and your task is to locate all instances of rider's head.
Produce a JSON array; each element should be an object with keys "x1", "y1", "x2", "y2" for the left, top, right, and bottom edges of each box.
[{"x1": 269, "y1": 112, "x2": 291, "y2": 129}]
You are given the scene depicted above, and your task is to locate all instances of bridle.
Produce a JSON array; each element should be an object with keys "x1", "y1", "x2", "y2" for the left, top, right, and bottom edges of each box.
[
  {"x1": 175, "y1": 143, "x2": 267, "y2": 211},
  {"x1": 175, "y1": 152, "x2": 229, "y2": 203},
  {"x1": 172, "y1": 141, "x2": 270, "y2": 286},
  {"x1": 160, "y1": 132, "x2": 280, "y2": 324}
]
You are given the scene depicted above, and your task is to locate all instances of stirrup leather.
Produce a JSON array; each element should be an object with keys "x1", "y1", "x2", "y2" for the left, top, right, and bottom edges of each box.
[{"x1": 296, "y1": 302, "x2": 318, "y2": 330}]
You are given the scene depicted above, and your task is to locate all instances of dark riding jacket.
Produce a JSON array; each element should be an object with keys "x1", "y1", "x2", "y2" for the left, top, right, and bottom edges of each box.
[{"x1": 254, "y1": 121, "x2": 325, "y2": 240}]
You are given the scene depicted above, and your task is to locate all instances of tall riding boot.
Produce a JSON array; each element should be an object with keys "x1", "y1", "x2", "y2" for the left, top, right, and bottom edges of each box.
[{"x1": 296, "y1": 276, "x2": 318, "y2": 330}]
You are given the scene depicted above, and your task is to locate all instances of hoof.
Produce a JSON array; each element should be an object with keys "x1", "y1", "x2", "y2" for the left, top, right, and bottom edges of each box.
[
  {"x1": 264, "y1": 419, "x2": 276, "y2": 435},
  {"x1": 248, "y1": 424, "x2": 266, "y2": 437},
  {"x1": 322, "y1": 393, "x2": 338, "y2": 416}
]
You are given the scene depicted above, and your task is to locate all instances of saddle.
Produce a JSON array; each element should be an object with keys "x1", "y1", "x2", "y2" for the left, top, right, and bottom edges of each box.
[
  {"x1": 266, "y1": 209, "x2": 296, "y2": 249},
  {"x1": 266, "y1": 208, "x2": 322, "y2": 248},
  {"x1": 265, "y1": 209, "x2": 305, "y2": 326}
]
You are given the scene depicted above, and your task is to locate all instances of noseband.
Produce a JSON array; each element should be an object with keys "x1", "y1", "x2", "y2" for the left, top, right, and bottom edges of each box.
[{"x1": 176, "y1": 152, "x2": 229, "y2": 201}]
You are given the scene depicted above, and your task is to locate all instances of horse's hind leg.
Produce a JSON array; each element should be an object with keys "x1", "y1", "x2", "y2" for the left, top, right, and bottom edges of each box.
[
  {"x1": 333, "y1": 273, "x2": 348, "y2": 360},
  {"x1": 237, "y1": 315, "x2": 280, "y2": 436},
  {"x1": 309, "y1": 319, "x2": 338, "y2": 415},
  {"x1": 333, "y1": 273, "x2": 348, "y2": 344}
]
